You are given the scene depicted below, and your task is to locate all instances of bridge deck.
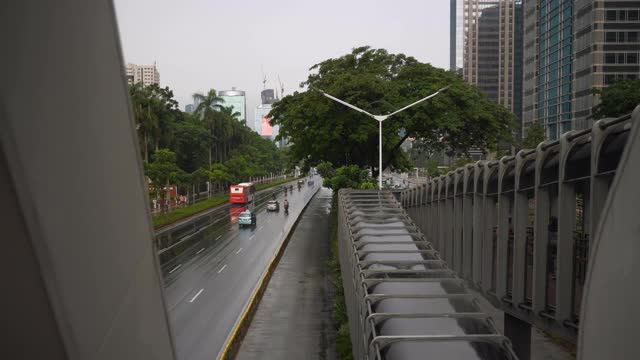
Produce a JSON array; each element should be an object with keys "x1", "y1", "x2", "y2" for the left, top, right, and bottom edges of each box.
[{"x1": 338, "y1": 189, "x2": 518, "y2": 360}]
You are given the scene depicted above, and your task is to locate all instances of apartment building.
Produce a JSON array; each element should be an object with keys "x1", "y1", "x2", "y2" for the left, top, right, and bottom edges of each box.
[{"x1": 125, "y1": 62, "x2": 160, "y2": 86}]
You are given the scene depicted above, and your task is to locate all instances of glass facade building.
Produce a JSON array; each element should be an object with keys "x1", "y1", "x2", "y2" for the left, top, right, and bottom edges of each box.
[
  {"x1": 538, "y1": 0, "x2": 573, "y2": 140},
  {"x1": 218, "y1": 88, "x2": 247, "y2": 124},
  {"x1": 523, "y1": 0, "x2": 640, "y2": 140}
]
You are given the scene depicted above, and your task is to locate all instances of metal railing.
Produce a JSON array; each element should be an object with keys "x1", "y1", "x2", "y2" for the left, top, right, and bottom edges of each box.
[
  {"x1": 398, "y1": 111, "x2": 636, "y2": 344},
  {"x1": 338, "y1": 189, "x2": 518, "y2": 360}
]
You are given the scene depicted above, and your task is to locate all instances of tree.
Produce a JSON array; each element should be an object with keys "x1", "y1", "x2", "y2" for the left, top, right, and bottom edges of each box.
[
  {"x1": 316, "y1": 161, "x2": 336, "y2": 179},
  {"x1": 146, "y1": 149, "x2": 180, "y2": 199},
  {"x1": 270, "y1": 46, "x2": 515, "y2": 177},
  {"x1": 129, "y1": 83, "x2": 180, "y2": 162},
  {"x1": 593, "y1": 79, "x2": 640, "y2": 119},
  {"x1": 324, "y1": 165, "x2": 371, "y2": 191},
  {"x1": 193, "y1": 89, "x2": 224, "y2": 167},
  {"x1": 209, "y1": 163, "x2": 231, "y2": 193},
  {"x1": 521, "y1": 121, "x2": 546, "y2": 149},
  {"x1": 173, "y1": 113, "x2": 211, "y2": 173},
  {"x1": 188, "y1": 168, "x2": 209, "y2": 201}
]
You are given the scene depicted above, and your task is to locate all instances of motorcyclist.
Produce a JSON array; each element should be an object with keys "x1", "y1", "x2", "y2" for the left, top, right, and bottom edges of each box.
[
  {"x1": 283, "y1": 199, "x2": 289, "y2": 212},
  {"x1": 272, "y1": 193, "x2": 276, "y2": 201}
]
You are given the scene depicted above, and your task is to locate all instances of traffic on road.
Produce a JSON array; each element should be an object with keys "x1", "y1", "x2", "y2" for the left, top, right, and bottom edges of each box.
[{"x1": 158, "y1": 175, "x2": 320, "y2": 360}]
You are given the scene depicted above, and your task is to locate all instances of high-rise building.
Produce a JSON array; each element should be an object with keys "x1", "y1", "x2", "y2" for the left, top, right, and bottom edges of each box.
[
  {"x1": 218, "y1": 88, "x2": 247, "y2": 124},
  {"x1": 125, "y1": 63, "x2": 160, "y2": 86},
  {"x1": 523, "y1": 0, "x2": 640, "y2": 140},
  {"x1": 451, "y1": 0, "x2": 523, "y2": 140},
  {"x1": 254, "y1": 88, "x2": 282, "y2": 146},
  {"x1": 522, "y1": 0, "x2": 574, "y2": 140},
  {"x1": 573, "y1": 1, "x2": 640, "y2": 130},
  {"x1": 185, "y1": 104, "x2": 194, "y2": 113}
]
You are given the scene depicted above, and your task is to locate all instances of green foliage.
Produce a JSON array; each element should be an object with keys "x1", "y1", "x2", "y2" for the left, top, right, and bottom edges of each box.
[
  {"x1": 360, "y1": 181, "x2": 376, "y2": 189},
  {"x1": 453, "y1": 156, "x2": 473, "y2": 168},
  {"x1": 425, "y1": 159, "x2": 446, "y2": 177},
  {"x1": 129, "y1": 83, "x2": 181, "y2": 162},
  {"x1": 130, "y1": 83, "x2": 288, "y2": 199},
  {"x1": 316, "y1": 160, "x2": 336, "y2": 178},
  {"x1": 593, "y1": 80, "x2": 640, "y2": 119},
  {"x1": 521, "y1": 121, "x2": 546, "y2": 149},
  {"x1": 270, "y1": 46, "x2": 515, "y2": 175},
  {"x1": 173, "y1": 113, "x2": 211, "y2": 172},
  {"x1": 324, "y1": 165, "x2": 371, "y2": 191},
  {"x1": 146, "y1": 149, "x2": 180, "y2": 197}
]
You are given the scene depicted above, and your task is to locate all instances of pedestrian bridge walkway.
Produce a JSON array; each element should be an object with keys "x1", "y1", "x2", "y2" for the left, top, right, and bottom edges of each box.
[{"x1": 337, "y1": 190, "x2": 518, "y2": 360}]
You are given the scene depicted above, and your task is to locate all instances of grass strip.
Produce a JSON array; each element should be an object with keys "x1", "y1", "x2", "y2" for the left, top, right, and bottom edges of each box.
[{"x1": 328, "y1": 193, "x2": 354, "y2": 360}]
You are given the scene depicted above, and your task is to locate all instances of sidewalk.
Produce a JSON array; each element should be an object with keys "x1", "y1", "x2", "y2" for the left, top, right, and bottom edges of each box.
[
  {"x1": 236, "y1": 188, "x2": 336, "y2": 360},
  {"x1": 468, "y1": 287, "x2": 576, "y2": 360}
]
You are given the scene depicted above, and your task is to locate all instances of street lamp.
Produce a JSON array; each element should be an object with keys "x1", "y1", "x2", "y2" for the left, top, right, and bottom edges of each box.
[{"x1": 316, "y1": 85, "x2": 450, "y2": 189}]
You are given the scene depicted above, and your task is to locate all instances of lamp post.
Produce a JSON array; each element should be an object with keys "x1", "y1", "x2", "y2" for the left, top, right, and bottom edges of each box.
[{"x1": 316, "y1": 85, "x2": 450, "y2": 189}]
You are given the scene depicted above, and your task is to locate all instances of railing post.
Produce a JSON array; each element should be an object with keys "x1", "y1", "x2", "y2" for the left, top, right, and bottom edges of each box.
[
  {"x1": 453, "y1": 172, "x2": 464, "y2": 273},
  {"x1": 532, "y1": 185, "x2": 550, "y2": 314},
  {"x1": 556, "y1": 134, "x2": 577, "y2": 322},
  {"x1": 462, "y1": 167, "x2": 474, "y2": 279},
  {"x1": 513, "y1": 178, "x2": 529, "y2": 306}
]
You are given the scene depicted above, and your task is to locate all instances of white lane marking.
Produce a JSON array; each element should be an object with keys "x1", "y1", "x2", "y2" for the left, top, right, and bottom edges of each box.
[
  {"x1": 189, "y1": 288, "x2": 204, "y2": 303},
  {"x1": 250, "y1": 234, "x2": 255, "y2": 240},
  {"x1": 196, "y1": 247, "x2": 205, "y2": 255},
  {"x1": 169, "y1": 264, "x2": 182, "y2": 274},
  {"x1": 218, "y1": 264, "x2": 228, "y2": 273},
  {"x1": 216, "y1": 235, "x2": 222, "y2": 240},
  {"x1": 236, "y1": 247, "x2": 243, "y2": 255},
  {"x1": 258, "y1": 226, "x2": 264, "y2": 231}
]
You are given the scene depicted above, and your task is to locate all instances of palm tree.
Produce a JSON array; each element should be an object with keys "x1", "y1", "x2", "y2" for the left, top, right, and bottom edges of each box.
[
  {"x1": 130, "y1": 83, "x2": 159, "y2": 162},
  {"x1": 218, "y1": 106, "x2": 241, "y2": 161},
  {"x1": 193, "y1": 89, "x2": 224, "y2": 168}
]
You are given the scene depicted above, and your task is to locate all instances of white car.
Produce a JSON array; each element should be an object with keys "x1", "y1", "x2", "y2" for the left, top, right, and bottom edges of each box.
[{"x1": 266, "y1": 200, "x2": 280, "y2": 211}]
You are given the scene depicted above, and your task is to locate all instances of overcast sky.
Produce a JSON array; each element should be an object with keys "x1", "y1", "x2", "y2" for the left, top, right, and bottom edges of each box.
[{"x1": 114, "y1": 0, "x2": 450, "y2": 119}]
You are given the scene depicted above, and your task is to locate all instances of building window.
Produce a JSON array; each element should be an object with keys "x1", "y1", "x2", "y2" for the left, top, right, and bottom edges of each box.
[
  {"x1": 606, "y1": 32, "x2": 617, "y2": 42},
  {"x1": 605, "y1": 53, "x2": 616, "y2": 64},
  {"x1": 618, "y1": 32, "x2": 626, "y2": 42},
  {"x1": 628, "y1": 53, "x2": 638, "y2": 64},
  {"x1": 629, "y1": 32, "x2": 639, "y2": 42},
  {"x1": 606, "y1": 10, "x2": 617, "y2": 21},
  {"x1": 619, "y1": 10, "x2": 627, "y2": 21},
  {"x1": 630, "y1": 10, "x2": 639, "y2": 21}
]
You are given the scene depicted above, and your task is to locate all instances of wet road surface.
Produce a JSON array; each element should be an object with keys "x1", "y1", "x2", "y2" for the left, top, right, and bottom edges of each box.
[
  {"x1": 236, "y1": 187, "x2": 336, "y2": 360},
  {"x1": 160, "y1": 177, "x2": 321, "y2": 360}
]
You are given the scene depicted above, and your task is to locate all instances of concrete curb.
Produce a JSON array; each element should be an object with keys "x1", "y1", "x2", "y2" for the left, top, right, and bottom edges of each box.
[{"x1": 218, "y1": 185, "x2": 321, "y2": 360}]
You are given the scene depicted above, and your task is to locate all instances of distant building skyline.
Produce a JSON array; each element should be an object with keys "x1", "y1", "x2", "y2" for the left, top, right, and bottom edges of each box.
[
  {"x1": 218, "y1": 88, "x2": 247, "y2": 124},
  {"x1": 450, "y1": 0, "x2": 523, "y2": 140},
  {"x1": 125, "y1": 62, "x2": 160, "y2": 86},
  {"x1": 254, "y1": 88, "x2": 282, "y2": 147}
]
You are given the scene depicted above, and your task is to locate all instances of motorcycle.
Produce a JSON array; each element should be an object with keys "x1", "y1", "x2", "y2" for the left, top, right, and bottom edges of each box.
[{"x1": 284, "y1": 201, "x2": 289, "y2": 214}]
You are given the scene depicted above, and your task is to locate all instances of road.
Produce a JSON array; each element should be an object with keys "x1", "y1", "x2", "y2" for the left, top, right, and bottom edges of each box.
[
  {"x1": 160, "y1": 176, "x2": 321, "y2": 360},
  {"x1": 236, "y1": 187, "x2": 336, "y2": 360}
]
